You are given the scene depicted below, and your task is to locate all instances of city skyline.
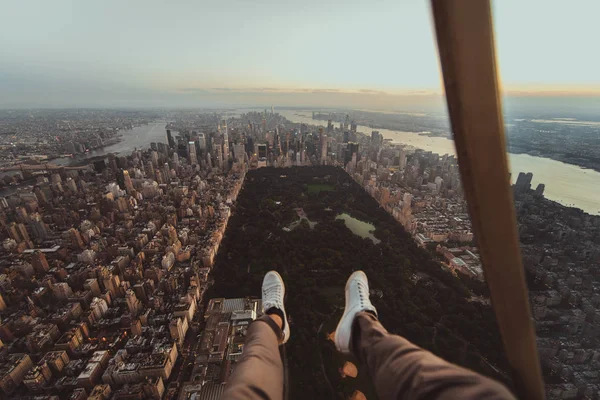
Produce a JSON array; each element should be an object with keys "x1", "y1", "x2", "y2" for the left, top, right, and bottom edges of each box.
[{"x1": 2, "y1": 0, "x2": 600, "y2": 108}]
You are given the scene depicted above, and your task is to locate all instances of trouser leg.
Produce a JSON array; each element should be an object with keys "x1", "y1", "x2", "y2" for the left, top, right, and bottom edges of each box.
[
  {"x1": 353, "y1": 312, "x2": 515, "y2": 400},
  {"x1": 223, "y1": 315, "x2": 284, "y2": 400}
]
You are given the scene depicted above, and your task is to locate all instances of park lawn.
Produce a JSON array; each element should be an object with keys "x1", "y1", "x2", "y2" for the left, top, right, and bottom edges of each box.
[{"x1": 307, "y1": 183, "x2": 335, "y2": 194}]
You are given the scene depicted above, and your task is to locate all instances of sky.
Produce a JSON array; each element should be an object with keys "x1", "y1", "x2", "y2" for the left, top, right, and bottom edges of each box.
[{"x1": 1, "y1": 0, "x2": 599, "y2": 109}]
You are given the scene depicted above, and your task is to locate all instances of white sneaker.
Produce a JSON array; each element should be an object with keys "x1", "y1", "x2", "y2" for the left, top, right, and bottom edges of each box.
[
  {"x1": 334, "y1": 270, "x2": 377, "y2": 353},
  {"x1": 261, "y1": 270, "x2": 290, "y2": 344}
]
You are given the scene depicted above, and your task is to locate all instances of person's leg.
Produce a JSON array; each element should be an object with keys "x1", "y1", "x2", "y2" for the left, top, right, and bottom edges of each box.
[
  {"x1": 353, "y1": 312, "x2": 515, "y2": 400},
  {"x1": 223, "y1": 271, "x2": 290, "y2": 400},
  {"x1": 335, "y1": 270, "x2": 515, "y2": 400},
  {"x1": 223, "y1": 314, "x2": 284, "y2": 400}
]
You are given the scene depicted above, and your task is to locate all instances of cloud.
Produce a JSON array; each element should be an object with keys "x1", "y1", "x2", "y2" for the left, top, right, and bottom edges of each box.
[
  {"x1": 178, "y1": 88, "x2": 209, "y2": 94},
  {"x1": 359, "y1": 89, "x2": 387, "y2": 95}
]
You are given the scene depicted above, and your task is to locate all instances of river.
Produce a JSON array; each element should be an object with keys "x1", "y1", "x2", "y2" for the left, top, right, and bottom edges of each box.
[
  {"x1": 53, "y1": 122, "x2": 169, "y2": 166},
  {"x1": 277, "y1": 110, "x2": 600, "y2": 215}
]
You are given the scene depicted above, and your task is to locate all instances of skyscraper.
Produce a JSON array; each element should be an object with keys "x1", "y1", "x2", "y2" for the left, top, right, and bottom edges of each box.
[
  {"x1": 371, "y1": 131, "x2": 383, "y2": 148},
  {"x1": 116, "y1": 170, "x2": 125, "y2": 190},
  {"x1": 68, "y1": 228, "x2": 84, "y2": 249},
  {"x1": 17, "y1": 223, "x2": 30, "y2": 243},
  {"x1": 7, "y1": 222, "x2": 22, "y2": 242},
  {"x1": 234, "y1": 143, "x2": 245, "y2": 165},
  {"x1": 257, "y1": 144, "x2": 267, "y2": 159},
  {"x1": 150, "y1": 151, "x2": 159, "y2": 168},
  {"x1": 166, "y1": 129, "x2": 175, "y2": 148},
  {"x1": 346, "y1": 142, "x2": 359, "y2": 166},
  {"x1": 319, "y1": 128, "x2": 327, "y2": 165},
  {"x1": 123, "y1": 170, "x2": 134, "y2": 193},
  {"x1": 198, "y1": 133, "x2": 206, "y2": 151},
  {"x1": 31, "y1": 250, "x2": 49, "y2": 274},
  {"x1": 515, "y1": 172, "x2": 533, "y2": 191},
  {"x1": 126, "y1": 289, "x2": 140, "y2": 316},
  {"x1": 399, "y1": 148, "x2": 407, "y2": 170},
  {"x1": 188, "y1": 142, "x2": 198, "y2": 165},
  {"x1": 29, "y1": 213, "x2": 48, "y2": 241},
  {"x1": 223, "y1": 132, "x2": 230, "y2": 161},
  {"x1": 162, "y1": 163, "x2": 171, "y2": 183}
]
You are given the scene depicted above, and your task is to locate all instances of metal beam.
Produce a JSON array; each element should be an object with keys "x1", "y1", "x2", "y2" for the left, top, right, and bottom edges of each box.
[{"x1": 430, "y1": 1, "x2": 545, "y2": 398}]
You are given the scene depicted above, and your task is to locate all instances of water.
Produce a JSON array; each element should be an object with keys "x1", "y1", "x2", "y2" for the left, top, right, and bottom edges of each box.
[
  {"x1": 335, "y1": 213, "x2": 381, "y2": 244},
  {"x1": 54, "y1": 122, "x2": 168, "y2": 166},
  {"x1": 279, "y1": 110, "x2": 600, "y2": 215}
]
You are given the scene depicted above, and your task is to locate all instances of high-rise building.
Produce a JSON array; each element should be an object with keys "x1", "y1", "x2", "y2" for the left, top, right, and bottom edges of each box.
[
  {"x1": 150, "y1": 151, "x2": 159, "y2": 168},
  {"x1": 350, "y1": 120, "x2": 357, "y2": 132},
  {"x1": 343, "y1": 131, "x2": 350, "y2": 143},
  {"x1": 65, "y1": 177, "x2": 78, "y2": 192},
  {"x1": 116, "y1": 169, "x2": 126, "y2": 190},
  {"x1": 31, "y1": 250, "x2": 49, "y2": 274},
  {"x1": 234, "y1": 143, "x2": 246, "y2": 165},
  {"x1": 166, "y1": 129, "x2": 175, "y2": 148},
  {"x1": 15, "y1": 206, "x2": 28, "y2": 221},
  {"x1": 17, "y1": 223, "x2": 30, "y2": 243},
  {"x1": 169, "y1": 317, "x2": 188, "y2": 345},
  {"x1": 53, "y1": 283, "x2": 73, "y2": 300},
  {"x1": 84, "y1": 279, "x2": 101, "y2": 297},
  {"x1": 157, "y1": 142, "x2": 168, "y2": 156},
  {"x1": 29, "y1": 213, "x2": 48, "y2": 241},
  {"x1": 68, "y1": 228, "x2": 84, "y2": 249},
  {"x1": 123, "y1": 170, "x2": 134, "y2": 193},
  {"x1": 257, "y1": 144, "x2": 267, "y2": 159},
  {"x1": 198, "y1": 133, "x2": 206, "y2": 151},
  {"x1": 515, "y1": 172, "x2": 533, "y2": 191},
  {"x1": 371, "y1": 131, "x2": 383, "y2": 148},
  {"x1": 319, "y1": 128, "x2": 327, "y2": 164},
  {"x1": 162, "y1": 163, "x2": 171, "y2": 183},
  {"x1": 535, "y1": 183, "x2": 545, "y2": 196},
  {"x1": 125, "y1": 289, "x2": 140, "y2": 316},
  {"x1": 33, "y1": 187, "x2": 47, "y2": 204},
  {"x1": 346, "y1": 142, "x2": 360, "y2": 166},
  {"x1": 7, "y1": 222, "x2": 22, "y2": 242},
  {"x1": 327, "y1": 120, "x2": 333, "y2": 133},
  {"x1": 188, "y1": 142, "x2": 198, "y2": 165},
  {"x1": 144, "y1": 162, "x2": 155, "y2": 180},
  {"x1": 131, "y1": 319, "x2": 142, "y2": 336},
  {"x1": 223, "y1": 132, "x2": 230, "y2": 161},
  {"x1": 90, "y1": 297, "x2": 109, "y2": 320},
  {"x1": 399, "y1": 148, "x2": 407, "y2": 170},
  {"x1": 0, "y1": 354, "x2": 33, "y2": 395},
  {"x1": 215, "y1": 147, "x2": 224, "y2": 171}
]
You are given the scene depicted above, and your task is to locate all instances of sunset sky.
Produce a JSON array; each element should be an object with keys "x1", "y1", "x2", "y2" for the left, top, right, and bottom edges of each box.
[{"x1": 1, "y1": 0, "x2": 598, "y2": 108}]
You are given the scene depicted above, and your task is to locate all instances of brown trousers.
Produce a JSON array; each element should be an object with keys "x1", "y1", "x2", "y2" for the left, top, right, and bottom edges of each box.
[{"x1": 223, "y1": 312, "x2": 516, "y2": 399}]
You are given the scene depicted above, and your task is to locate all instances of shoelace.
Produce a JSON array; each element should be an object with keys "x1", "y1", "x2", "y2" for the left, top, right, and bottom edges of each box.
[
  {"x1": 263, "y1": 285, "x2": 283, "y2": 309},
  {"x1": 357, "y1": 280, "x2": 369, "y2": 308}
]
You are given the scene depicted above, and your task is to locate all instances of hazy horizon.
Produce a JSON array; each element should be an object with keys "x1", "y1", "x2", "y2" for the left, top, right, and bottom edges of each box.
[{"x1": 2, "y1": 0, "x2": 599, "y2": 110}]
